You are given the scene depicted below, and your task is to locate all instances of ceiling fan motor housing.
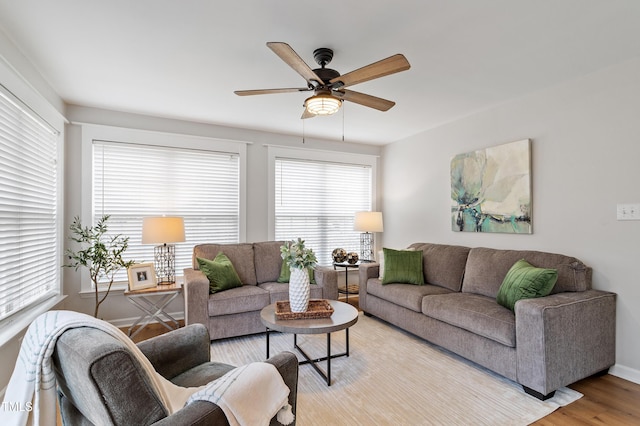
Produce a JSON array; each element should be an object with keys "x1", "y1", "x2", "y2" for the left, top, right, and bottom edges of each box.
[
  {"x1": 313, "y1": 67, "x2": 340, "y2": 85},
  {"x1": 312, "y1": 47, "x2": 340, "y2": 85}
]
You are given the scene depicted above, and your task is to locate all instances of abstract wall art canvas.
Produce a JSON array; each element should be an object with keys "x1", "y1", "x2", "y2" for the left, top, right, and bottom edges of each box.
[{"x1": 451, "y1": 139, "x2": 532, "y2": 234}]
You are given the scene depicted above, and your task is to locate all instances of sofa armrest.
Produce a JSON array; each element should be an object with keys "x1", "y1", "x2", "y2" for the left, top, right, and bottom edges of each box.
[
  {"x1": 153, "y1": 401, "x2": 228, "y2": 425},
  {"x1": 184, "y1": 268, "x2": 210, "y2": 329},
  {"x1": 138, "y1": 324, "x2": 211, "y2": 380},
  {"x1": 358, "y1": 263, "x2": 379, "y2": 312},
  {"x1": 515, "y1": 289, "x2": 616, "y2": 396},
  {"x1": 313, "y1": 266, "x2": 338, "y2": 300},
  {"x1": 265, "y1": 351, "x2": 298, "y2": 424}
]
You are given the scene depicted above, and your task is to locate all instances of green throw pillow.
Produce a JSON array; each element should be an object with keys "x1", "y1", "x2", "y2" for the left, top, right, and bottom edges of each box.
[
  {"x1": 496, "y1": 259, "x2": 558, "y2": 311},
  {"x1": 277, "y1": 261, "x2": 316, "y2": 284},
  {"x1": 381, "y1": 248, "x2": 424, "y2": 285},
  {"x1": 197, "y1": 253, "x2": 243, "y2": 294}
]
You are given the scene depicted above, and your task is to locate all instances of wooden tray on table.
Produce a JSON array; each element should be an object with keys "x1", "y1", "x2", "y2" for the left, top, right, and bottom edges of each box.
[{"x1": 275, "y1": 299, "x2": 334, "y2": 320}]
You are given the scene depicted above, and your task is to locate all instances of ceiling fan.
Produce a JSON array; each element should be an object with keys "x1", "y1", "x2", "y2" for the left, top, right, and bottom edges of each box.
[{"x1": 234, "y1": 42, "x2": 411, "y2": 119}]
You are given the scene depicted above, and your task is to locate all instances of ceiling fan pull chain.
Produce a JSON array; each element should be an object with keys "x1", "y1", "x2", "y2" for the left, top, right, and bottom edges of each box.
[{"x1": 342, "y1": 104, "x2": 345, "y2": 142}]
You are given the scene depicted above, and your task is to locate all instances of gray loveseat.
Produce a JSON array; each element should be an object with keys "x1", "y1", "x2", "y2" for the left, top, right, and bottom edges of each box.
[
  {"x1": 359, "y1": 243, "x2": 616, "y2": 400},
  {"x1": 184, "y1": 241, "x2": 339, "y2": 340}
]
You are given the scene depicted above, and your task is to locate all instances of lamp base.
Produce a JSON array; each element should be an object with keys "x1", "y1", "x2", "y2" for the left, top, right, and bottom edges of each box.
[
  {"x1": 360, "y1": 232, "x2": 375, "y2": 262},
  {"x1": 154, "y1": 244, "x2": 176, "y2": 285}
]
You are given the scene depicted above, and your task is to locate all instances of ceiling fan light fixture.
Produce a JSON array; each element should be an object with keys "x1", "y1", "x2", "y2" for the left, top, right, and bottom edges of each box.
[{"x1": 304, "y1": 93, "x2": 342, "y2": 116}]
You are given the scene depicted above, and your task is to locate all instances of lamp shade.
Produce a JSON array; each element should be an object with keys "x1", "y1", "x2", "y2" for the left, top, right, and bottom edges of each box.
[
  {"x1": 142, "y1": 216, "x2": 185, "y2": 244},
  {"x1": 305, "y1": 93, "x2": 342, "y2": 116},
  {"x1": 354, "y1": 211, "x2": 384, "y2": 232}
]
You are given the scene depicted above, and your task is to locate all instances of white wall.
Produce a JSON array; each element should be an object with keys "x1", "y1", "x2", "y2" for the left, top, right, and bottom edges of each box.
[
  {"x1": 63, "y1": 105, "x2": 382, "y2": 323},
  {"x1": 382, "y1": 58, "x2": 640, "y2": 383}
]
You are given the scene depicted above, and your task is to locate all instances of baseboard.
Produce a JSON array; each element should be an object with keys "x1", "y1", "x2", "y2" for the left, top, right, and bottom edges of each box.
[
  {"x1": 609, "y1": 363, "x2": 640, "y2": 385},
  {"x1": 108, "y1": 311, "x2": 185, "y2": 329}
]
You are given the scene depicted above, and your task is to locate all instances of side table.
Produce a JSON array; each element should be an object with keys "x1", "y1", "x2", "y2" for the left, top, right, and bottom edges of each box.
[
  {"x1": 333, "y1": 261, "x2": 360, "y2": 303},
  {"x1": 124, "y1": 283, "x2": 182, "y2": 339}
]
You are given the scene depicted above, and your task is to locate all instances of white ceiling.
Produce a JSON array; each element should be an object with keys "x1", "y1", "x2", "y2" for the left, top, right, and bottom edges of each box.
[{"x1": 1, "y1": 1, "x2": 639, "y2": 145}]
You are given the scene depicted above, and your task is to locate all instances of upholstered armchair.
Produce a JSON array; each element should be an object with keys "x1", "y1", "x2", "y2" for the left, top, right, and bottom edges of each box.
[{"x1": 52, "y1": 323, "x2": 298, "y2": 425}]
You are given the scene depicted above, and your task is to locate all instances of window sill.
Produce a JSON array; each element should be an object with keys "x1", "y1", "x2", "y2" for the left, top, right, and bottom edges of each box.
[
  {"x1": 78, "y1": 282, "x2": 128, "y2": 298},
  {"x1": 0, "y1": 295, "x2": 67, "y2": 346}
]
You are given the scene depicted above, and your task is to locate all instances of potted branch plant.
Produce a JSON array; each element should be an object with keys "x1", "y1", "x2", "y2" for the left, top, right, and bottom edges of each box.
[
  {"x1": 65, "y1": 215, "x2": 135, "y2": 318},
  {"x1": 280, "y1": 238, "x2": 317, "y2": 313}
]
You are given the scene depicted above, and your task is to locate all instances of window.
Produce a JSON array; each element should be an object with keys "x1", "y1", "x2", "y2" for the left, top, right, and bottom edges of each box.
[
  {"x1": 84, "y1": 126, "x2": 246, "y2": 287},
  {"x1": 269, "y1": 146, "x2": 377, "y2": 265},
  {"x1": 0, "y1": 85, "x2": 61, "y2": 322}
]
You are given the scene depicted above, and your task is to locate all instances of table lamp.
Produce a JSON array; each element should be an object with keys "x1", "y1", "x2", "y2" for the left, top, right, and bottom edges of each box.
[
  {"x1": 142, "y1": 216, "x2": 185, "y2": 285},
  {"x1": 354, "y1": 211, "x2": 384, "y2": 262}
]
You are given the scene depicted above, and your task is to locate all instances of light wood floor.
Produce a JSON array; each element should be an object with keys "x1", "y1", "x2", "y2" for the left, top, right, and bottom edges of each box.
[
  {"x1": 533, "y1": 374, "x2": 640, "y2": 425},
  {"x1": 118, "y1": 297, "x2": 640, "y2": 425}
]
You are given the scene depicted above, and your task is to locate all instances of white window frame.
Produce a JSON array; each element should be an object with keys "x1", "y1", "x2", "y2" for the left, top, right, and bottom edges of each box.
[
  {"x1": 79, "y1": 124, "x2": 248, "y2": 294},
  {"x1": 0, "y1": 59, "x2": 65, "y2": 345},
  {"x1": 267, "y1": 144, "x2": 379, "y2": 265}
]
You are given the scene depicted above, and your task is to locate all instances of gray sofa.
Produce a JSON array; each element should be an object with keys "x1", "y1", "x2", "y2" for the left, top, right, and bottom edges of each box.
[
  {"x1": 184, "y1": 241, "x2": 339, "y2": 340},
  {"x1": 359, "y1": 243, "x2": 616, "y2": 400},
  {"x1": 53, "y1": 323, "x2": 299, "y2": 425}
]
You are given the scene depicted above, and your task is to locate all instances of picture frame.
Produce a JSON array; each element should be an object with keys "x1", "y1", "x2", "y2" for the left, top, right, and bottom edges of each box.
[
  {"x1": 127, "y1": 263, "x2": 157, "y2": 291},
  {"x1": 450, "y1": 139, "x2": 532, "y2": 234}
]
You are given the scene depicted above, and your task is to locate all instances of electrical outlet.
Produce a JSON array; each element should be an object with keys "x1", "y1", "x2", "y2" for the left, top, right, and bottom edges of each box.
[{"x1": 617, "y1": 203, "x2": 640, "y2": 220}]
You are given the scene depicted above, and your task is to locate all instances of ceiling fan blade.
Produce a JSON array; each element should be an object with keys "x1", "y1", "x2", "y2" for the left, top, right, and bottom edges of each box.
[
  {"x1": 301, "y1": 109, "x2": 316, "y2": 119},
  {"x1": 334, "y1": 89, "x2": 396, "y2": 111},
  {"x1": 267, "y1": 42, "x2": 325, "y2": 86},
  {"x1": 234, "y1": 87, "x2": 311, "y2": 96},
  {"x1": 329, "y1": 54, "x2": 410, "y2": 88}
]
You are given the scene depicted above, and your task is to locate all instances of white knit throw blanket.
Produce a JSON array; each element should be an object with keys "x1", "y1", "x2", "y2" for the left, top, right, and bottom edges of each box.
[
  {"x1": 187, "y1": 363, "x2": 294, "y2": 426},
  {"x1": 0, "y1": 310, "x2": 293, "y2": 426}
]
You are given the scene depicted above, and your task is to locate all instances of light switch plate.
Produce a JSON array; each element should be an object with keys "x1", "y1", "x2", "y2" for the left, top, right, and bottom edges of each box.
[{"x1": 617, "y1": 203, "x2": 640, "y2": 220}]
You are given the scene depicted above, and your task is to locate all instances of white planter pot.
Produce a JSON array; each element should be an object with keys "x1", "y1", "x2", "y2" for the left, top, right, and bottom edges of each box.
[{"x1": 289, "y1": 267, "x2": 310, "y2": 313}]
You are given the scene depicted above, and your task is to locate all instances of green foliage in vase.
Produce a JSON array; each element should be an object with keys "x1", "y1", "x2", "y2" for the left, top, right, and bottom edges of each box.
[
  {"x1": 280, "y1": 238, "x2": 317, "y2": 270},
  {"x1": 65, "y1": 215, "x2": 135, "y2": 318}
]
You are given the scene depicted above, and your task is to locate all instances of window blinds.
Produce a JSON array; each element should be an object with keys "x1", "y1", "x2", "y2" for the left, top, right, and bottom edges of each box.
[
  {"x1": 275, "y1": 157, "x2": 372, "y2": 265},
  {"x1": 93, "y1": 141, "x2": 240, "y2": 283},
  {"x1": 0, "y1": 87, "x2": 59, "y2": 321}
]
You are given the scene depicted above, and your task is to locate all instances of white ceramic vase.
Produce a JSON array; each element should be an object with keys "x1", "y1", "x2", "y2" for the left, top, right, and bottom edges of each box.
[{"x1": 289, "y1": 267, "x2": 310, "y2": 313}]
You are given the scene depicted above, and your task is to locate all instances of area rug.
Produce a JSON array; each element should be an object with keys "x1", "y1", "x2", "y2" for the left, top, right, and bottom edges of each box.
[{"x1": 209, "y1": 313, "x2": 581, "y2": 425}]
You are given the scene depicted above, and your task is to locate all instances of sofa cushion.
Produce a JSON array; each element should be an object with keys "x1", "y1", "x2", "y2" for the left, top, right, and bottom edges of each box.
[
  {"x1": 197, "y1": 254, "x2": 243, "y2": 294},
  {"x1": 422, "y1": 293, "x2": 516, "y2": 347},
  {"x1": 408, "y1": 243, "x2": 471, "y2": 291},
  {"x1": 462, "y1": 247, "x2": 591, "y2": 298},
  {"x1": 259, "y1": 282, "x2": 323, "y2": 304},
  {"x1": 496, "y1": 259, "x2": 558, "y2": 311},
  {"x1": 207, "y1": 285, "x2": 270, "y2": 316},
  {"x1": 382, "y1": 248, "x2": 424, "y2": 285},
  {"x1": 253, "y1": 241, "x2": 285, "y2": 284},
  {"x1": 367, "y1": 278, "x2": 452, "y2": 312},
  {"x1": 193, "y1": 243, "x2": 258, "y2": 285}
]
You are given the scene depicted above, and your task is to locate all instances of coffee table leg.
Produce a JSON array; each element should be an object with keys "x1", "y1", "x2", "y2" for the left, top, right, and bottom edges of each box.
[
  {"x1": 346, "y1": 327, "x2": 349, "y2": 356},
  {"x1": 292, "y1": 328, "x2": 351, "y2": 386},
  {"x1": 266, "y1": 327, "x2": 270, "y2": 359},
  {"x1": 327, "y1": 333, "x2": 331, "y2": 386}
]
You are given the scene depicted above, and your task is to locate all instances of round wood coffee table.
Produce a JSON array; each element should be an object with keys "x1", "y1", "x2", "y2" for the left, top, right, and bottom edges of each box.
[{"x1": 260, "y1": 300, "x2": 358, "y2": 386}]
